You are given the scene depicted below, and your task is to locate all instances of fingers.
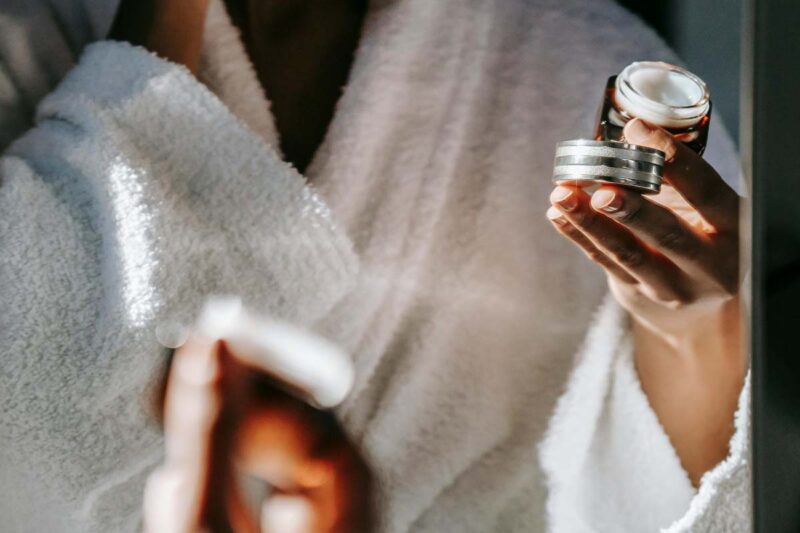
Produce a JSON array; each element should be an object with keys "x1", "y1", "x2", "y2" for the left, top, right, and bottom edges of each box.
[
  {"x1": 591, "y1": 186, "x2": 738, "y2": 292},
  {"x1": 163, "y1": 337, "x2": 224, "y2": 466},
  {"x1": 547, "y1": 206, "x2": 638, "y2": 284},
  {"x1": 146, "y1": 331, "x2": 372, "y2": 533},
  {"x1": 143, "y1": 337, "x2": 226, "y2": 533},
  {"x1": 550, "y1": 185, "x2": 692, "y2": 303},
  {"x1": 623, "y1": 118, "x2": 739, "y2": 233},
  {"x1": 591, "y1": 186, "x2": 706, "y2": 268},
  {"x1": 232, "y1": 364, "x2": 373, "y2": 533},
  {"x1": 310, "y1": 440, "x2": 373, "y2": 533},
  {"x1": 233, "y1": 377, "x2": 333, "y2": 490}
]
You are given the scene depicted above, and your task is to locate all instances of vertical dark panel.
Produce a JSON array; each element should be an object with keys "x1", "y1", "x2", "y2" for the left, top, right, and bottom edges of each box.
[{"x1": 749, "y1": 0, "x2": 800, "y2": 531}]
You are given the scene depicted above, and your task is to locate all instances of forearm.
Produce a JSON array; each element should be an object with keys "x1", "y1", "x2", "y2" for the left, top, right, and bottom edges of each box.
[
  {"x1": 109, "y1": 0, "x2": 209, "y2": 74},
  {"x1": 633, "y1": 296, "x2": 747, "y2": 486}
]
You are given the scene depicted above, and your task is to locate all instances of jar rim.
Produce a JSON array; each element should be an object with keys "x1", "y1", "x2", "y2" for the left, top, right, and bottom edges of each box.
[{"x1": 615, "y1": 61, "x2": 710, "y2": 127}]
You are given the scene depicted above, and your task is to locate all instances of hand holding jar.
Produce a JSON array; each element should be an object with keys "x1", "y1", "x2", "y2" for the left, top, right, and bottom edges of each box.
[
  {"x1": 547, "y1": 62, "x2": 746, "y2": 485},
  {"x1": 548, "y1": 118, "x2": 740, "y2": 345}
]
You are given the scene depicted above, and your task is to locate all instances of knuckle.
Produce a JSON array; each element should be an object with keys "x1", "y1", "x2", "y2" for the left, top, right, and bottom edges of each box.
[
  {"x1": 721, "y1": 287, "x2": 739, "y2": 301},
  {"x1": 586, "y1": 250, "x2": 607, "y2": 264},
  {"x1": 615, "y1": 202, "x2": 642, "y2": 224},
  {"x1": 676, "y1": 287, "x2": 697, "y2": 305},
  {"x1": 662, "y1": 141, "x2": 679, "y2": 163},
  {"x1": 614, "y1": 247, "x2": 646, "y2": 269},
  {"x1": 663, "y1": 297, "x2": 687, "y2": 310},
  {"x1": 662, "y1": 299, "x2": 682, "y2": 310},
  {"x1": 660, "y1": 288, "x2": 695, "y2": 309},
  {"x1": 559, "y1": 222, "x2": 578, "y2": 236},
  {"x1": 720, "y1": 269, "x2": 741, "y2": 296},
  {"x1": 656, "y1": 227, "x2": 690, "y2": 252},
  {"x1": 569, "y1": 207, "x2": 591, "y2": 226}
]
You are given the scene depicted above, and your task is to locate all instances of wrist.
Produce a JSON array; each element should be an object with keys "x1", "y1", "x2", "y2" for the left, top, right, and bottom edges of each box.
[
  {"x1": 631, "y1": 296, "x2": 747, "y2": 485},
  {"x1": 633, "y1": 295, "x2": 743, "y2": 360}
]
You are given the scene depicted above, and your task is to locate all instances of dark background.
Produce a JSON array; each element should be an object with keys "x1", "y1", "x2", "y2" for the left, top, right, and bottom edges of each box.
[
  {"x1": 619, "y1": 0, "x2": 742, "y2": 146},
  {"x1": 747, "y1": 0, "x2": 800, "y2": 531}
]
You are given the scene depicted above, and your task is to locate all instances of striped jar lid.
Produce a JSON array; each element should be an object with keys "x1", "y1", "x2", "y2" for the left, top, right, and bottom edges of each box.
[{"x1": 552, "y1": 139, "x2": 666, "y2": 194}]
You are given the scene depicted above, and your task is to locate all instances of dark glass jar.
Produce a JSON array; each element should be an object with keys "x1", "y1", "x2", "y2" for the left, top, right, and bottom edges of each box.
[{"x1": 595, "y1": 61, "x2": 712, "y2": 155}]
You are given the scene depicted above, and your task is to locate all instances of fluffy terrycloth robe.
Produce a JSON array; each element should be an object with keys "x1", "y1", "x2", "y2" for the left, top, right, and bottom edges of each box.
[{"x1": 0, "y1": 0, "x2": 750, "y2": 531}]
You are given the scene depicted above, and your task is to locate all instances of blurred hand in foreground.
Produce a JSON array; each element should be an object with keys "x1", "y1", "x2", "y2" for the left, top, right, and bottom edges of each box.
[{"x1": 143, "y1": 336, "x2": 373, "y2": 533}]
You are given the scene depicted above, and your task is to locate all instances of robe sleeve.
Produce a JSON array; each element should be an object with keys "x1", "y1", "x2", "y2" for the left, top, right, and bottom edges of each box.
[
  {"x1": 0, "y1": 0, "x2": 118, "y2": 151},
  {"x1": 539, "y1": 295, "x2": 751, "y2": 533},
  {"x1": 0, "y1": 41, "x2": 356, "y2": 532}
]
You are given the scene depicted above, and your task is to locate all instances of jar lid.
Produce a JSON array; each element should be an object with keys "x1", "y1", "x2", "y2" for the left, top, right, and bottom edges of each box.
[
  {"x1": 195, "y1": 296, "x2": 355, "y2": 409},
  {"x1": 552, "y1": 139, "x2": 666, "y2": 194},
  {"x1": 615, "y1": 61, "x2": 710, "y2": 129}
]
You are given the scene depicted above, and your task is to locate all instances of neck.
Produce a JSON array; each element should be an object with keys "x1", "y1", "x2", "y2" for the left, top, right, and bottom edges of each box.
[{"x1": 223, "y1": 0, "x2": 368, "y2": 172}]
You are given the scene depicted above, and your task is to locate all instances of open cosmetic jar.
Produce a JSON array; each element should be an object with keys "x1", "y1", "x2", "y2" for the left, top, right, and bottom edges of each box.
[
  {"x1": 551, "y1": 61, "x2": 710, "y2": 195},
  {"x1": 595, "y1": 61, "x2": 712, "y2": 154}
]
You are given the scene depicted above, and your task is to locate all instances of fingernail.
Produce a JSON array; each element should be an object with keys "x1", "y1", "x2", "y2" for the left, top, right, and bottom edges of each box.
[
  {"x1": 546, "y1": 206, "x2": 568, "y2": 225},
  {"x1": 550, "y1": 186, "x2": 577, "y2": 211},
  {"x1": 592, "y1": 189, "x2": 623, "y2": 213},
  {"x1": 623, "y1": 118, "x2": 654, "y2": 140}
]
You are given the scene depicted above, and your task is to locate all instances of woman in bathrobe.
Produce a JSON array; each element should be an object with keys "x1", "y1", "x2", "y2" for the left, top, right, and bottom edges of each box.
[{"x1": 0, "y1": 0, "x2": 749, "y2": 531}]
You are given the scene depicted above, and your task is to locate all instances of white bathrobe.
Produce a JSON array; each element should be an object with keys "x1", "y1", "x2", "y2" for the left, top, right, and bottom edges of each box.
[{"x1": 0, "y1": 0, "x2": 750, "y2": 532}]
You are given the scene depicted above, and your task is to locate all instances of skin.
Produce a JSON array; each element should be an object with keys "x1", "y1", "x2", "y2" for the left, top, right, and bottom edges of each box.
[
  {"x1": 110, "y1": 0, "x2": 367, "y2": 172},
  {"x1": 547, "y1": 118, "x2": 746, "y2": 486},
  {"x1": 143, "y1": 338, "x2": 372, "y2": 532},
  {"x1": 109, "y1": 0, "x2": 210, "y2": 73},
  {"x1": 226, "y1": 0, "x2": 368, "y2": 172}
]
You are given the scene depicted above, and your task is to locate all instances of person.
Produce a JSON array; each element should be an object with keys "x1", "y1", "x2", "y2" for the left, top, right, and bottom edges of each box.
[{"x1": 0, "y1": 0, "x2": 749, "y2": 531}]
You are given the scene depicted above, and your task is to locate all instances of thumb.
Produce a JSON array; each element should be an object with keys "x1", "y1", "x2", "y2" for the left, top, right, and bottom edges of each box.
[
  {"x1": 623, "y1": 117, "x2": 739, "y2": 233},
  {"x1": 622, "y1": 118, "x2": 678, "y2": 161}
]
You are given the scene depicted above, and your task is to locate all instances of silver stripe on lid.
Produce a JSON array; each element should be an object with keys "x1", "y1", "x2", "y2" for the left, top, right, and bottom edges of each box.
[{"x1": 552, "y1": 139, "x2": 666, "y2": 194}]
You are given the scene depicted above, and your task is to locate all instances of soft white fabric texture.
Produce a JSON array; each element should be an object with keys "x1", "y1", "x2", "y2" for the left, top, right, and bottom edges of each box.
[
  {"x1": 0, "y1": 0, "x2": 749, "y2": 532},
  {"x1": 0, "y1": 6, "x2": 356, "y2": 531},
  {"x1": 538, "y1": 296, "x2": 752, "y2": 533}
]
